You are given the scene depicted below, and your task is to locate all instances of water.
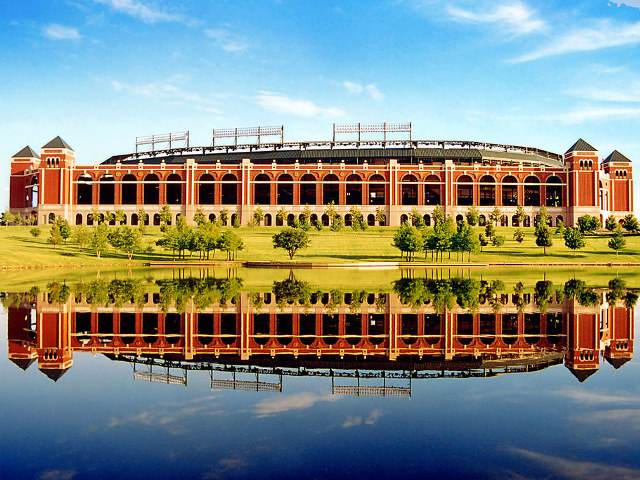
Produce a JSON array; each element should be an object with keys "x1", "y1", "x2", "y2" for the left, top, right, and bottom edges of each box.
[{"x1": 1, "y1": 269, "x2": 639, "y2": 479}]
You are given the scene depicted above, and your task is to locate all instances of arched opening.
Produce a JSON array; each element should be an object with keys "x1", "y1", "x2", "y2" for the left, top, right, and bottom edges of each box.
[
  {"x1": 479, "y1": 175, "x2": 495, "y2": 206},
  {"x1": 480, "y1": 314, "x2": 495, "y2": 345},
  {"x1": 345, "y1": 174, "x2": 362, "y2": 205},
  {"x1": 300, "y1": 173, "x2": 316, "y2": 205},
  {"x1": 221, "y1": 174, "x2": 238, "y2": 205},
  {"x1": 545, "y1": 176, "x2": 562, "y2": 207},
  {"x1": 166, "y1": 174, "x2": 182, "y2": 204},
  {"x1": 99, "y1": 174, "x2": 115, "y2": 205},
  {"x1": 321, "y1": 213, "x2": 330, "y2": 226},
  {"x1": 286, "y1": 213, "x2": 295, "y2": 226},
  {"x1": 455, "y1": 214, "x2": 464, "y2": 223},
  {"x1": 276, "y1": 314, "x2": 293, "y2": 346},
  {"x1": 344, "y1": 213, "x2": 352, "y2": 227},
  {"x1": 367, "y1": 213, "x2": 375, "y2": 226},
  {"x1": 456, "y1": 175, "x2": 473, "y2": 206},
  {"x1": 131, "y1": 213, "x2": 139, "y2": 226},
  {"x1": 345, "y1": 314, "x2": 362, "y2": 346},
  {"x1": 401, "y1": 314, "x2": 418, "y2": 345},
  {"x1": 424, "y1": 175, "x2": 441, "y2": 205},
  {"x1": 231, "y1": 213, "x2": 238, "y2": 226},
  {"x1": 48, "y1": 212, "x2": 56, "y2": 224},
  {"x1": 86, "y1": 214, "x2": 94, "y2": 226},
  {"x1": 198, "y1": 314, "x2": 214, "y2": 346},
  {"x1": 368, "y1": 174, "x2": 385, "y2": 205},
  {"x1": 322, "y1": 314, "x2": 339, "y2": 345},
  {"x1": 478, "y1": 215, "x2": 487, "y2": 227},
  {"x1": 502, "y1": 314, "x2": 518, "y2": 345},
  {"x1": 198, "y1": 174, "x2": 215, "y2": 205},
  {"x1": 400, "y1": 214, "x2": 409, "y2": 224},
  {"x1": 75, "y1": 213, "x2": 83, "y2": 225},
  {"x1": 143, "y1": 174, "x2": 160, "y2": 205},
  {"x1": 254, "y1": 173, "x2": 271, "y2": 205},
  {"x1": 310, "y1": 214, "x2": 318, "y2": 226},
  {"x1": 502, "y1": 175, "x2": 518, "y2": 206},
  {"x1": 253, "y1": 314, "x2": 270, "y2": 345},
  {"x1": 523, "y1": 216, "x2": 531, "y2": 227},
  {"x1": 77, "y1": 174, "x2": 93, "y2": 205},
  {"x1": 299, "y1": 314, "x2": 316, "y2": 345},
  {"x1": 121, "y1": 174, "x2": 137, "y2": 205},
  {"x1": 401, "y1": 174, "x2": 418, "y2": 205},
  {"x1": 277, "y1": 174, "x2": 293, "y2": 205},
  {"x1": 153, "y1": 213, "x2": 161, "y2": 226},
  {"x1": 456, "y1": 314, "x2": 473, "y2": 345},
  {"x1": 323, "y1": 174, "x2": 339, "y2": 204},
  {"x1": 264, "y1": 213, "x2": 272, "y2": 226},
  {"x1": 556, "y1": 215, "x2": 563, "y2": 225},
  {"x1": 524, "y1": 176, "x2": 540, "y2": 206},
  {"x1": 208, "y1": 213, "x2": 216, "y2": 223}
]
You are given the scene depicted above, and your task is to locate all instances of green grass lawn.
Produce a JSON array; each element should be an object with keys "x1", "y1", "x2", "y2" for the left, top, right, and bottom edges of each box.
[{"x1": 0, "y1": 225, "x2": 638, "y2": 268}]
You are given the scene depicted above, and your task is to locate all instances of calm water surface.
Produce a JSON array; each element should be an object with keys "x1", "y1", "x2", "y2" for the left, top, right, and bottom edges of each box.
[{"x1": 1, "y1": 270, "x2": 639, "y2": 479}]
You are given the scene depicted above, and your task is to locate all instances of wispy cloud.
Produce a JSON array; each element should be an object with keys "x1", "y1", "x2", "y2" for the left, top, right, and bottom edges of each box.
[
  {"x1": 342, "y1": 409, "x2": 383, "y2": 428},
  {"x1": 256, "y1": 92, "x2": 345, "y2": 118},
  {"x1": 342, "y1": 81, "x2": 384, "y2": 101},
  {"x1": 446, "y1": 1, "x2": 546, "y2": 35},
  {"x1": 611, "y1": 1, "x2": 640, "y2": 8},
  {"x1": 204, "y1": 27, "x2": 249, "y2": 53},
  {"x1": 42, "y1": 24, "x2": 81, "y2": 40},
  {"x1": 39, "y1": 471, "x2": 76, "y2": 480},
  {"x1": 95, "y1": 0, "x2": 182, "y2": 23},
  {"x1": 554, "y1": 388, "x2": 640, "y2": 405},
  {"x1": 253, "y1": 392, "x2": 339, "y2": 417},
  {"x1": 570, "y1": 87, "x2": 640, "y2": 103},
  {"x1": 512, "y1": 20, "x2": 640, "y2": 62},
  {"x1": 111, "y1": 78, "x2": 221, "y2": 114},
  {"x1": 556, "y1": 106, "x2": 640, "y2": 123}
]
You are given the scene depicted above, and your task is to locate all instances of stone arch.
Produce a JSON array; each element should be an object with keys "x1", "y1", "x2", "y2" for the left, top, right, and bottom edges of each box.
[
  {"x1": 77, "y1": 173, "x2": 93, "y2": 205},
  {"x1": 456, "y1": 175, "x2": 473, "y2": 206},
  {"x1": 121, "y1": 174, "x2": 137, "y2": 205},
  {"x1": 367, "y1": 213, "x2": 375, "y2": 226},
  {"x1": 198, "y1": 173, "x2": 215, "y2": 205},
  {"x1": 400, "y1": 213, "x2": 409, "y2": 224},
  {"x1": 401, "y1": 174, "x2": 418, "y2": 205},
  {"x1": 479, "y1": 175, "x2": 496, "y2": 206},
  {"x1": 501, "y1": 175, "x2": 518, "y2": 206},
  {"x1": 254, "y1": 173, "x2": 271, "y2": 205},
  {"x1": 143, "y1": 173, "x2": 160, "y2": 205},
  {"x1": 75, "y1": 213, "x2": 83, "y2": 225},
  {"x1": 221, "y1": 173, "x2": 238, "y2": 205},
  {"x1": 166, "y1": 173, "x2": 182, "y2": 205},
  {"x1": 368, "y1": 173, "x2": 385, "y2": 205},
  {"x1": 277, "y1": 173, "x2": 293, "y2": 205},
  {"x1": 545, "y1": 175, "x2": 562, "y2": 207},
  {"x1": 300, "y1": 173, "x2": 317, "y2": 205},
  {"x1": 345, "y1": 173, "x2": 362, "y2": 205},
  {"x1": 264, "y1": 213, "x2": 272, "y2": 226},
  {"x1": 424, "y1": 174, "x2": 441, "y2": 205},
  {"x1": 323, "y1": 174, "x2": 339, "y2": 205},
  {"x1": 99, "y1": 174, "x2": 115, "y2": 205},
  {"x1": 524, "y1": 175, "x2": 540, "y2": 206}
]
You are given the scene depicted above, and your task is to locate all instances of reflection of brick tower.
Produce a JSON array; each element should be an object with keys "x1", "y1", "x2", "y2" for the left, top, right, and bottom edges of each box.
[
  {"x1": 604, "y1": 305, "x2": 634, "y2": 370},
  {"x1": 36, "y1": 310, "x2": 73, "y2": 382},
  {"x1": 8, "y1": 307, "x2": 37, "y2": 370},
  {"x1": 565, "y1": 300, "x2": 600, "y2": 382}
]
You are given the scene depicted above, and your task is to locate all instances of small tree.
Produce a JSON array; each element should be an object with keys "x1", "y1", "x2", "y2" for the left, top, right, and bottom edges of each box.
[
  {"x1": 54, "y1": 217, "x2": 72, "y2": 243},
  {"x1": 276, "y1": 207, "x2": 288, "y2": 226},
  {"x1": 393, "y1": 224, "x2": 422, "y2": 261},
  {"x1": 622, "y1": 214, "x2": 640, "y2": 233},
  {"x1": 232, "y1": 215, "x2": 240, "y2": 228},
  {"x1": 109, "y1": 226, "x2": 143, "y2": 260},
  {"x1": 251, "y1": 207, "x2": 265, "y2": 227},
  {"x1": 137, "y1": 209, "x2": 149, "y2": 232},
  {"x1": 193, "y1": 209, "x2": 207, "y2": 226},
  {"x1": 159, "y1": 205, "x2": 173, "y2": 226},
  {"x1": 478, "y1": 233, "x2": 489, "y2": 252},
  {"x1": 453, "y1": 220, "x2": 479, "y2": 261},
  {"x1": 375, "y1": 207, "x2": 386, "y2": 226},
  {"x1": 563, "y1": 227, "x2": 586, "y2": 256},
  {"x1": 605, "y1": 215, "x2": 618, "y2": 232},
  {"x1": 489, "y1": 207, "x2": 502, "y2": 227},
  {"x1": 48, "y1": 223, "x2": 63, "y2": 248},
  {"x1": 90, "y1": 224, "x2": 110, "y2": 258},
  {"x1": 410, "y1": 208, "x2": 424, "y2": 228},
  {"x1": 608, "y1": 227, "x2": 626, "y2": 257},
  {"x1": 577, "y1": 215, "x2": 600, "y2": 234},
  {"x1": 432, "y1": 206, "x2": 446, "y2": 227},
  {"x1": 555, "y1": 220, "x2": 565, "y2": 237},
  {"x1": 218, "y1": 230, "x2": 244, "y2": 260},
  {"x1": 349, "y1": 206, "x2": 367, "y2": 231},
  {"x1": 30, "y1": 227, "x2": 41, "y2": 238},
  {"x1": 535, "y1": 222, "x2": 553, "y2": 255},
  {"x1": 513, "y1": 229, "x2": 525, "y2": 244},
  {"x1": 272, "y1": 227, "x2": 311, "y2": 260},
  {"x1": 514, "y1": 206, "x2": 526, "y2": 227},
  {"x1": 491, "y1": 235, "x2": 505, "y2": 247},
  {"x1": 484, "y1": 223, "x2": 496, "y2": 239},
  {"x1": 72, "y1": 225, "x2": 92, "y2": 249},
  {"x1": 465, "y1": 206, "x2": 479, "y2": 226},
  {"x1": 219, "y1": 208, "x2": 229, "y2": 226},
  {"x1": 114, "y1": 209, "x2": 126, "y2": 225}
]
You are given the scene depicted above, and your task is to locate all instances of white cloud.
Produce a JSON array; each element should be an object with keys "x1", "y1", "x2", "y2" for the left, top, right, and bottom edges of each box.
[
  {"x1": 570, "y1": 87, "x2": 640, "y2": 103},
  {"x1": 42, "y1": 24, "x2": 81, "y2": 40},
  {"x1": 446, "y1": 1, "x2": 546, "y2": 35},
  {"x1": 556, "y1": 106, "x2": 640, "y2": 123},
  {"x1": 39, "y1": 470, "x2": 77, "y2": 480},
  {"x1": 512, "y1": 20, "x2": 640, "y2": 62},
  {"x1": 111, "y1": 78, "x2": 220, "y2": 114},
  {"x1": 342, "y1": 409, "x2": 383, "y2": 428},
  {"x1": 341, "y1": 81, "x2": 384, "y2": 101},
  {"x1": 253, "y1": 392, "x2": 339, "y2": 417},
  {"x1": 256, "y1": 91, "x2": 345, "y2": 118},
  {"x1": 611, "y1": 1, "x2": 640, "y2": 8},
  {"x1": 95, "y1": 0, "x2": 182, "y2": 23},
  {"x1": 204, "y1": 28, "x2": 249, "y2": 53},
  {"x1": 554, "y1": 388, "x2": 640, "y2": 405}
]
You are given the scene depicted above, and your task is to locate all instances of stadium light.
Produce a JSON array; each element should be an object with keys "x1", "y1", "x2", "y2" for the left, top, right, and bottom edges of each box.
[
  {"x1": 135, "y1": 131, "x2": 189, "y2": 153},
  {"x1": 212, "y1": 125, "x2": 284, "y2": 147}
]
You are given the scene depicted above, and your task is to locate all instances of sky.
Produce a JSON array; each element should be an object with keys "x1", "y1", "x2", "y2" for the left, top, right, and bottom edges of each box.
[{"x1": 1, "y1": 0, "x2": 640, "y2": 212}]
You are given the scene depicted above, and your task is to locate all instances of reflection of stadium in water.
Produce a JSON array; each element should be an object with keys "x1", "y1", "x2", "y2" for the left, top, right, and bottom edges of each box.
[{"x1": 6, "y1": 281, "x2": 635, "y2": 393}]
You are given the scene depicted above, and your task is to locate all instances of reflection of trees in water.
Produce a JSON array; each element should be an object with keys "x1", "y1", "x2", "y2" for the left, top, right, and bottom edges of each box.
[{"x1": 156, "y1": 277, "x2": 243, "y2": 312}]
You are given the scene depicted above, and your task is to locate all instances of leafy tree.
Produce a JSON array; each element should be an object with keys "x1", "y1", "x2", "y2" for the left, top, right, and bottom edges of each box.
[
  {"x1": 53, "y1": 216, "x2": 72, "y2": 243},
  {"x1": 535, "y1": 222, "x2": 553, "y2": 255},
  {"x1": 114, "y1": 209, "x2": 126, "y2": 225},
  {"x1": 1, "y1": 210, "x2": 16, "y2": 227},
  {"x1": 90, "y1": 224, "x2": 110, "y2": 257},
  {"x1": 48, "y1": 223, "x2": 63, "y2": 248},
  {"x1": 608, "y1": 226, "x2": 626, "y2": 257},
  {"x1": 577, "y1": 215, "x2": 601, "y2": 234},
  {"x1": 489, "y1": 207, "x2": 502, "y2": 226},
  {"x1": 554, "y1": 220, "x2": 565, "y2": 237},
  {"x1": 232, "y1": 215, "x2": 240, "y2": 228},
  {"x1": 605, "y1": 215, "x2": 618, "y2": 232},
  {"x1": 108, "y1": 226, "x2": 143, "y2": 260},
  {"x1": 431, "y1": 216, "x2": 456, "y2": 261},
  {"x1": 465, "y1": 206, "x2": 479, "y2": 226},
  {"x1": 478, "y1": 233, "x2": 489, "y2": 252},
  {"x1": 193, "y1": 209, "x2": 207, "y2": 226},
  {"x1": 431, "y1": 205, "x2": 445, "y2": 227},
  {"x1": 219, "y1": 208, "x2": 229, "y2": 226},
  {"x1": 563, "y1": 227, "x2": 585, "y2": 255},
  {"x1": 272, "y1": 227, "x2": 311, "y2": 260},
  {"x1": 349, "y1": 206, "x2": 367, "y2": 231},
  {"x1": 276, "y1": 207, "x2": 288, "y2": 226},
  {"x1": 514, "y1": 206, "x2": 526, "y2": 226},
  {"x1": 484, "y1": 223, "x2": 496, "y2": 238},
  {"x1": 197, "y1": 222, "x2": 220, "y2": 260},
  {"x1": 103, "y1": 211, "x2": 115, "y2": 225},
  {"x1": 137, "y1": 209, "x2": 149, "y2": 232},
  {"x1": 513, "y1": 228, "x2": 525, "y2": 243},
  {"x1": 452, "y1": 220, "x2": 479, "y2": 262},
  {"x1": 375, "y1": 207, "x2": 386, "y2": 226},
  {"x1": 218, "y1": 230, "x2": 244, "y2": 260},
  {"x1": 251, "y1": 207, "x2": 265, "y2": 227},
  {"x1": 491, "y1": 235, "x2": 505, "y2": 247},
  {"x1": 72, "y1": 225, "x2": 92, "y2": 249},
  {"x1": 159, "y1": 205, "x2": 173, "y2": 225},
  {"x1": 30, "y1": 227, "x2": 41, "y2": 238},
  {"x1": 622, "y1": 213, "x2": 640, "y2": 233},
  {"x1": 297, "y1": 205, "x2": 313, "y2": 231},
  {"x1": 410, "y1": 208, "x2": 424, "y2": 228},
  {"x1": 393, "y1": 224, "x2": 422, "y2": 261}
]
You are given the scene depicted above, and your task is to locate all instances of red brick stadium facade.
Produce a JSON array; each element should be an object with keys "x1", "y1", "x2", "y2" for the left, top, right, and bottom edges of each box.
[{"x1": 9, "y1": 135, "x2": 634, "y2": 227}]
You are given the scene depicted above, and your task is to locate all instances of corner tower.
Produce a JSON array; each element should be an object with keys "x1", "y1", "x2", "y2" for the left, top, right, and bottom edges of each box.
[
  {"x1": 9, "y1": 146, "x2": 40, "y2": 220},
  {"x1": 564, "y1": 139, "x2": 600, "y2": 226},
  {"x1": 39, "y1": 136, "x2": 75, "y2": 224},
  {"x1": 602, "y1": 150, "x2": 633, "y2": 217}
]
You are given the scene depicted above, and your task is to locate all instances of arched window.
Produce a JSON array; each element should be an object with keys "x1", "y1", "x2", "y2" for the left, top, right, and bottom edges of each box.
[
  {"x1": 264, "y1": 213, "x2": 272, "y2": 226},
  {"x1": 502, "y1": 175, "x2": 518, "y2": 206},
  {"x1": 345, "y1": 174, "x2": 362, "y2": 205},
  {"x1": 131, "y1": 213, "x2": 139, "y2": 226},
  {"x1": 300, "y1": 173, "x2": 316, "y2": 205},
  {"x1": 479, "y1": 175, "x2": 495, "y2": 206},
  {"x1": 457, "y1": 175, "x2": 473, "y2": 206},
  {"x1": 424, "y1": 175, "x2": 441, "y2": 205},
  {"x1": 367, "y1": 214, "x2": 375, "y2": 226},
  {"x1": 423, "y1": 214, "x2": 431, "y2": 226},
  {"x1": 401, "y1": 174, "x2": 418, "y2": 205},
  {"x1": 254, "y1": 173, "x2": 271, "y2": 205},
  {"x1": 277, "y1": 174, "x2": 293, "y2": 205},
  {"x1": 153, "y1": 213, "x2": 161, "y2": 226},
  {"x1": 198, "y1": 174, "x2": 215, "y2": 205},
  {"x1": 368, "y1": 174, "x2": 385, "y2": 205},
  {"x1": 99, "y1": 174, "x2": 115, "y2": 205},
  {"x1": 77, "y1": 174, "x2": 93, "y2": 205},
  {"x1": 221, "y1": 173, "x2": 238, "y2": 205},
  {"x1": 121, "y1": 174, "x2": 137, "y2": 205},
  {"x1": 323, "y1": 174, "x2": 339, "y2": 205},
  {"x1": 545, "y1": 176, "x2": 562, "y2": 207},
  {"x1": 166, "y1": 174, "x2": 182, "y2": 205},
  {"x1": 75, "y1": 213, "x2": 83, "y2": 225},
  {"x1": 143, "y1": 174, "x2": 160, "y2": 205},
  {"x1": 524, "y1": 176, "x2": 540, "y2": 206}
]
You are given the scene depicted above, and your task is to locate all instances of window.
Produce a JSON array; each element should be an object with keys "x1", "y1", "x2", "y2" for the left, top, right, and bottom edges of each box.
[{"x1": 457, "y1": 175, "x2": 473, "y2": 206}]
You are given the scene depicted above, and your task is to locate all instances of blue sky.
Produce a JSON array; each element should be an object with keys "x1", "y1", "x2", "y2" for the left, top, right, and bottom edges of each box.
[{"x1": 2, "y1": 0, "x2": 640, "y2": 211}]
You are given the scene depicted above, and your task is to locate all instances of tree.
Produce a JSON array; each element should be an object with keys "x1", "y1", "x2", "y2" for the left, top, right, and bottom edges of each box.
[
  {"x1": 563, "y1": 227, "x2": 585, "y2": 256},
  {"x1": 375, "y1": 207, "x2": 386, "y2": 226},
  {"x1": 452, "y1": 220, "x2": 479, "y2": 262},
  {"x1": 491, "y1": 235, "x2": 505, "y2": 247},
  {"x1": 622, "y1": 214, "x2": 640, "y2": 233},
  {"x1": 432, "y1": 206, "x2": 446, "y2": 227},
  {"x1": 465, "y1": 206, "x2": 479, "y2": 226},
  {"x1": 484, "y1": 223, "x2": 496, "y2": 239},
  {"x1": 513, "y1": 228, "x2": 525, "y2": 243},
  {"x1": 433, "y1": 216, "x2": 456, "y2": 261},
  {"x1": 554, "y1": 220, "x2": 565, "y2": 237},
  {"x1": 159, "y1": 205, "x2": 173, "y2": 226},
  {"x1": 478, "y1": 233, "x2": 489, "y2": 252},
  {"x1": 48, "y1": 223, "x2": 63, "y2": 249},
  {"x1": 276, "y1": 207, "x2": 288, "y2": 226},
  {"x1": 349, "y1": 206, "x2": 367, "y2": 231},
  {"x1": 218, "y1": 230, "x2": 244, "y2": 260},
  {"x1": 90, "y1": 224, "x2": 110, "y2": 257},
  {"x1": 232, "y1": 215, "x2": 240, "y2": 228},
  {"x1": 489, "y1": 207, "x2": 502, "y2": 227},
  {"x1": 54, "y1": 217, "x2": 72, "y2": 243},
  {"x1": 30, "y1": 227, "x2": 41, "y2": 238},
  {"x1": 393, "y1": 224, "x2": 422, "y2": 261},
  {"x1": 114, "y1": 209, "x2": 126, "y2": 225},
  {"x1": 608, "y1": 226, "x2": 626, "y2": 257},
  {"x1": 197, "y1": 222, "x2": 220, "y2": 260},
  {"x1": 219, "y1": 208, "x2": 229, "y2": 226},
  {"x1": 514, "y1": 206, "x2": 526, "y2": 226},
  {"x1": 577, "y1": 215, "x2": 600, "y2": 234},
  {"x1": 535, "y1": 221, "x2": 553, "y2": 255},
  {"x1": 193, "y1": 209, "x2": 207, "y2": 226},
  {"x1": 137, "y1": 209, "x2": 149, "y2": 232},
  {"x1": 272, "y1": 227, "x2": 311, "y2": 260},
  {"x1": 109, "y1": 226, "x2": 143, "y2": 260},
  {"x1": 410, "y1": 208, "x2": 424, "y2": 228},
  {"x1": 72, "y1": 225, "x2": 92, "y2": 249},
  {"x1": 251, "y1": 207, "x2": 265, "y2": 227},
  {"x1": 298, "y1": 205, "x2": 313, "y2": 231},
  {"x1": 605, "y1": 215, "x2": 618, "y2": 232}
]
